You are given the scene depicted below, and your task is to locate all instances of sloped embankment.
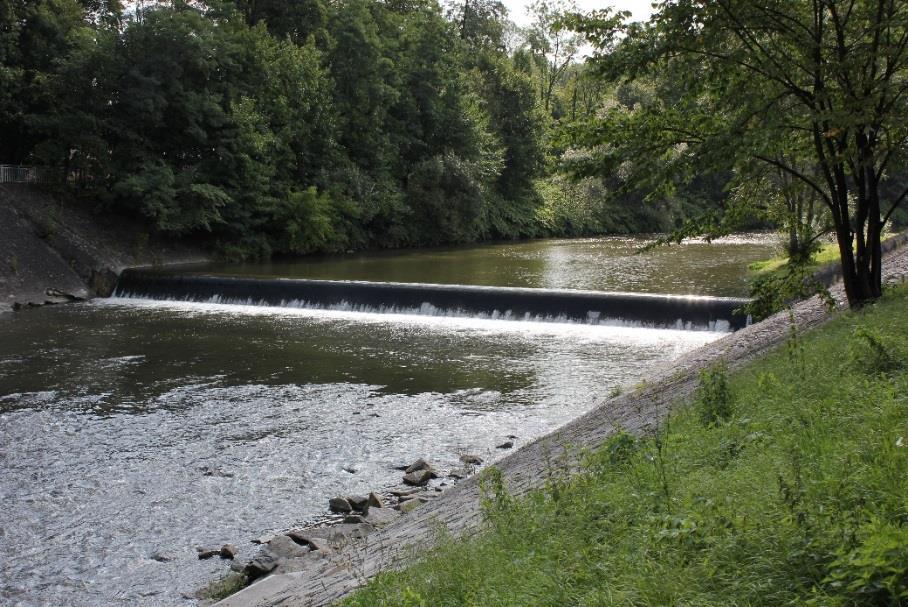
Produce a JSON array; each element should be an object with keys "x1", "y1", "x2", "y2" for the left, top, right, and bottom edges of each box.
[{"x1": 0, "y1": 184, "x2": 207, "y2": 310}]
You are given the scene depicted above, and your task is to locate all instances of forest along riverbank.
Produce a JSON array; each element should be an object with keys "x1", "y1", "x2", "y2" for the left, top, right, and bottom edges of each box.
[{"x1": 0, "y1": 236, "x2": 776, "y2": 606}]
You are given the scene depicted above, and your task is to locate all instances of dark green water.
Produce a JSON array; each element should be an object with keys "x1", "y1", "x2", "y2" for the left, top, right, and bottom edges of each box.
[
  {"x1": 0, "y1": 235, "x2": 778, "y2": 606},
  {"x1": 197, "y1": 234, "x2": 779, "y2": 297}
]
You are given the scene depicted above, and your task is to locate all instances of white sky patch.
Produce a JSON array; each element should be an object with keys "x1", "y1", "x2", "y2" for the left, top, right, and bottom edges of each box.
[{"x1": 502, "y1": 0, "x2": 655, "y2": 27}]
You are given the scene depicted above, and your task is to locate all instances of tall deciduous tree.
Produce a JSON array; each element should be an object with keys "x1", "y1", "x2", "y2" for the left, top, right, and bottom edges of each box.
[
  {"x1": 573, "y1": 0, "x2": 908, "y2": 307},
  {"x1": 525, "y1": 0, "x2": 581, "y2": 114}
]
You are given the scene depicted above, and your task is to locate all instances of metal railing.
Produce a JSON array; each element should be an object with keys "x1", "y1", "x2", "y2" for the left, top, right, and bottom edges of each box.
[{"x1": 0, "y1": 164, "x2": 43, "y2": 184}]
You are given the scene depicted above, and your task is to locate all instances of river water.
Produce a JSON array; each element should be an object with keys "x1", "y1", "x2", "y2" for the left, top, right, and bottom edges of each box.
[
  {"x1": 0, "y1": 235, "x2": 778, "y2": 606},
  {"x1": 198, "y1": 234, "x2": 775, "y2": 296}
]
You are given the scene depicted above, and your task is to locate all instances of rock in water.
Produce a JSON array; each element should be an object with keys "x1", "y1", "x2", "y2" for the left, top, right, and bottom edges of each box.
[
  {"x1": 266, "y1": 535, "x2": 310, "y2": 560},
  {"x1": 150, "y1": 551, "x2": 175, "y2": 563},
  {"x1": 496, "y1": 441, "x2": 514, "y2": 449},
  {"x1": 367, "y1": 492, "x2": 384, "y2": 508},
  {"x1": 405, "y1": 458, "x2": 433, "y2": 473},
  {"x1": 403, "y1": 469, "x2": 436, "y2": 486},
  {"x1": 245, "y1": 552, "x2": 279, "y2": 579},
  {"x1": 328, "y1": 496, "x2": 353, "y2": 513},
  {"x1": 196, "y1": 547, "x2": 220, "y2": 560},
  {"x1": 459, "y1": 454, "x2": 483, "y2": 465},
  {"x1": 219, "y1": 544, "x2": 239, "y2": 560},
  {"x1": 346, "y1": 495, "x2": 370, "y2": 512}
]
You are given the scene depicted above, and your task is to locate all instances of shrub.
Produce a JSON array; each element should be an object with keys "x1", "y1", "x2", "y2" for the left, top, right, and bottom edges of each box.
[
  {"x1": 848, "y1": 326, "x2": 902, "y2": 376},
  {"x1": 694, "y1": 364, "x2": 733, "y2": 427},
  {"x1": 821, "y1": 518, "x2": 908, "y2": 606}
]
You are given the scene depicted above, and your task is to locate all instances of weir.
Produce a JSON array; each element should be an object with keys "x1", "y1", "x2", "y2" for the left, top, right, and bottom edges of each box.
[{"x1": 113, "y1": 269, "x2": 751, "y2": 331}]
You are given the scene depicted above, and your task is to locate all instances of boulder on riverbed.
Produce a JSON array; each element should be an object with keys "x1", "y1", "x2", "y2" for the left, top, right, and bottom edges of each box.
[
  {"x1": 245, "y1": 551, "x2": 280, "y2": 579},
  {"x1": 346, "y1": 495, "x2": 370, "y2": 512},
  {"x1": 244, "y1": 536, "x2": 310, "y2": 580},
  {"x1": 368, "y1": 492, "x2": 384, "y2": 508},
  {"x1": 196, "y1": 547, "x2": 221, "y2": 560},
  {"x1": 404, "y1": 458, "x2": 434, "y2": 473},
  {"x1": 390, "y1": 487, "x2": 420, "y2": 497},
  {"x1": 459, "y1": 454, "x2": 483, "y2": 465},
  {"x1": 266, "y1": 535, "x2": 310, "y2": 559},
  {"x1": 328, "y1": 496, "x2": 353, "y2": 513},
  {"x1": 403, "y1": 469, "x2": 437, "y2": 486}
]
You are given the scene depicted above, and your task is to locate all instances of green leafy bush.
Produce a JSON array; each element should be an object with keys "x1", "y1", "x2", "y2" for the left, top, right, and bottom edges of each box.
[
  {"x1": 821, "y1": 518, "x2": 908, "y2": 606},
  {"x1": 694, "y1": 364, "x2": 733, "y2": 427},
  {"x1": 848, "y1": 326, "x2": 903, "y2": 376}
]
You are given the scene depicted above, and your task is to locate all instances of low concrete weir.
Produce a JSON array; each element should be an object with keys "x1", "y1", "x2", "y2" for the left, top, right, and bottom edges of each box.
[{"x1": 114, "y1": 269, "x2": 750, "y2": 331}]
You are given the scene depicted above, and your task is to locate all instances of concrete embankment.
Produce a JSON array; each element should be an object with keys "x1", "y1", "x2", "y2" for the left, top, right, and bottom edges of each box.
[
  {"x1": 214, "y1": 243, "x2": 908, "y2": 607},
  {"x1": 0, "y1": 184, "x2": 207, "y2": 311}
]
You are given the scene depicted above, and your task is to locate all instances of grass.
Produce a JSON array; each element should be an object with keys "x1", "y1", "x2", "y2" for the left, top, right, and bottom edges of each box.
[
  {"x1": 343, "y1": 283, "x2": 908, "y2": 607},
  {"x1": 748, "y1": 241, "x2": 840, "y2": 276},
  {"x1": 197, "y1": 571, "x2": 248, "y2": 604}
]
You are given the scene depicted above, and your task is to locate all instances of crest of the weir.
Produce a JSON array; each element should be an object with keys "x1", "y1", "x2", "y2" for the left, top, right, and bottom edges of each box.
[{"x1": 114, "y1": 268, "x2": 751, "y2": 331}]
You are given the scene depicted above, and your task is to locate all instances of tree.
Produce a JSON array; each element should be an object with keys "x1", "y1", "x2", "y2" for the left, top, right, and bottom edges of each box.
[
  {"x1": 0, "y1": 0, "x2": 90, "y2": 163},
  {"x1": 573, "y1": 0, "x2": 908, "y2": 307},
  {"x1": 524, "y1": 0, "x2": 582, "y2": 114},
  {"x1": 449, "y1": 0, "x2": 508, "y2": 53},
  {"x1": 233, "y1": 0, "x2": 327, "y2": 44}
]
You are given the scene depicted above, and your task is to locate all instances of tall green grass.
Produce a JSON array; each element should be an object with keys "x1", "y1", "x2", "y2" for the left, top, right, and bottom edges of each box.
[{"x1": 344, "y1": 284, "x2": 908, "y2": 607}]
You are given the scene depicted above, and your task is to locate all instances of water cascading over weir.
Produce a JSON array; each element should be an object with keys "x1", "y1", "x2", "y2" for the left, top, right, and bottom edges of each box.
[{"x1": 113, "y1": 268, "x2": 751, "y2": 331}]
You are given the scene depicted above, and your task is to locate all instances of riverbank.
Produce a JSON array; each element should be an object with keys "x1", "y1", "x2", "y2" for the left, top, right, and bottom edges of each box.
[
  {"x1": 748, "y1": 232, "x2": 908, "y2": 286},
  {"x1": 0, "y1": 184, "x2": 207, "y2": 311},
  {"x1": 345, "y1": 279, "x2": 908, "y2": 606},
  {"x1": 213, "y1": 244, "x2": 908, "y2": 606}
]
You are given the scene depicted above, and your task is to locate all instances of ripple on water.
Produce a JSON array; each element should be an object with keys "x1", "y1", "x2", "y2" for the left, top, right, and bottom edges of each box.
[{"x1": 0, "y1": 297, "x2": 721, "y2": 606}]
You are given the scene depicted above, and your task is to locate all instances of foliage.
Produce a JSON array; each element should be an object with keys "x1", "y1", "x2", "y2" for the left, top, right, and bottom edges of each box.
[
  {"x1": 2, "y1": 0, "x2": 844, "y2": 257},
  {"x1": 570, "y1": 0, "x2": 908, "y2": 307},
  {"x1": 744, "y1": 260, "x2": 835, "y2": 320},
  {"x1": 0, "y1": 0, "x2": 555, "y2": 257},
  {"x1": 343, "y1": 283, "x2": 908, "y2": 607},
  {"x1": 848, "y1": 326, "x2": 903, "y2": 376},
  {"x1": 694, "y1": 364, "x2": 732, "y2": 427},
  {"x1": 821, "y1": 517, "x2": 908, "y2": 606}
]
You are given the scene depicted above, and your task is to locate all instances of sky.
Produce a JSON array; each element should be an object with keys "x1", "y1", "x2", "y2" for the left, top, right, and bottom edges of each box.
[{"x1": 502, "y1": 0, "x2": 655, "y2": 27}]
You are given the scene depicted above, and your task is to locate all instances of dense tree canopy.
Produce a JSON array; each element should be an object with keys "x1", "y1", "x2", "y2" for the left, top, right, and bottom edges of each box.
[{"x1": 1, "y1": 0, "x2": 828, "y2": 261}]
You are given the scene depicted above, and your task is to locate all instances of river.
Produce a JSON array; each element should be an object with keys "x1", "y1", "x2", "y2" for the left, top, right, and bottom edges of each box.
[{"x1": 0, "y1": 235, "x2": 778, "y2": 606}]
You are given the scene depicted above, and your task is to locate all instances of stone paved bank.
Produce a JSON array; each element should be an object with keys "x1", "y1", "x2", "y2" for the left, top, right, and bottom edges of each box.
[{"x1": 215, "y1": 243, "x2": 908, "y2": 607}]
